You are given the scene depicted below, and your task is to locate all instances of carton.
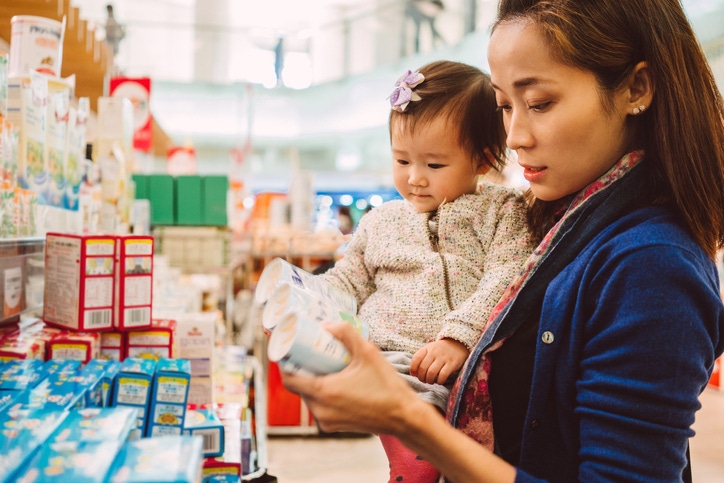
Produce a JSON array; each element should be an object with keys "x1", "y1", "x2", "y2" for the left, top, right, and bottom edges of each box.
[
  {"x1": 112, "y1": 357, "x2": 157, "y2": 436},
  {"x1": 45, "y1": 331, "x2": 99, "y2": 363},
  {"x1": 183, "y1": 408, "x2": 224, "y2": 458},
  {"x1": 125, "y1": 318, "x2": 176, "y2": 360},
  {"x1": 105, "y1": 435, "x2": 204, "y2": 483},
  {"x1": 11, "y1": 374, "x2": 87, "y2": 412},
  {"x1": 0, "y1": 408, "x2": 68, "y2": 482},
  {"x1": 84, "y1": 359, "x2": 121, "y2": 407},
  {"x1": 114, "y1": 235, "x2": 154, "y2": 330},
  {"x1": 99, "y1": 330, "x2": 124, "y2": 361},
  {"x1": 146, "y1": 357, "x2": 191, "y2": 437},
  {"x1": 14, "y1": 439, "x2": 123, "y2": 483},
  {"x1": 43, "y1": 233, "x2": 116, "y2": 331},
  {"x1": 51, "y1": 406, "x2": 138, "y2": 443},
  {"x1": 0, "y1": 359, "x2": 46, "y2": 391}
]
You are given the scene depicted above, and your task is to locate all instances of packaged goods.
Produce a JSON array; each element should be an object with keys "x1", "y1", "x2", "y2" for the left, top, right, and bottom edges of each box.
[
  {"x1": 84, "y1": 358, "x2": 122, "y2": 407},
  {"x1": 45, "y1": 331, "x2": 99, "y2": 363},
  {"x1": 43, "y1": 233, "x2": 116, "y2": 331},
  {"x1": 15, "y1": 439, "x2": 123, "y2": 483},
  {"x1": 114, "y1": 235, "x2": 153, "y2": 330},
  {"x1": 183, "y1": 408, "x2": 224, "y2": 458},
  {"x1": 111, "y1": 357, "x2": 157, "y2": 436},
  {"x1": 0, "y1": 408, "x2": 68, "y2": 482},
  {"x1": 146, "y1": 357, "x2": 190, "y2": 437},
  {"x1": 125, "y1": 318, "x2": 176, "y2": 360},
  {"x1": 8, "y1": 16, "x2": 65, "y2": 77},
  {"x1": 52, "y1": 406, "x2": 138, "y2": 443},
  {"x1": 254, "y1": 257, "x2": 357, "y2": 314},
  {"x1": 99, "y1": 331, "x2": 124, "y2": 361},
  {"x1": 105, "y1": 435, "x2": 204, "y2": 483}
]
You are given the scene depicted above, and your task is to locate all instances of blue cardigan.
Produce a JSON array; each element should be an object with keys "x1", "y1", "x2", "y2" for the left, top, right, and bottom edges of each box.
[{"x1": 516, "y1": 207, "x2": 724, "y2": 482}]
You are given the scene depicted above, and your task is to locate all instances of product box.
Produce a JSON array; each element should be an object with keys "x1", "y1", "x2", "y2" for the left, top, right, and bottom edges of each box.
[
  {"x1": 0, "y1": 409, "x2": 68, "y2": 482},
  {"x1": 125, "y1": 318, "x2": 176, "y2": 360},
  {"x1": 46, "y1": 331, "x2": 100, "y2": 363},
  {"x1": 105, "y1": 435, "x2": 204, "y2": 483},
  {"x1": 146, "y1": 357, "x2": 191, "y2": 437},
  {"x1": 0, "y1": 390, "x2": 19, "y2": 413},
  {"x1": 42, "y1": 358, "x2": 82, "y2": 376},
  {"x1": 188, "y1": 375, "x2": 215, "y2": 406},
  {"x1": 112, "y1": 357, "x2": 157, "y2": 436},
  {"x1": 114, "y1": 235, "x2": 154, "y2": 330},
  {"x1": 100, "y1": 330, "x2": 124, "y2": 361},
  {"x1": 183, "y1": 408, "x2": 224, "y2": 458},
  {"x1": 202, "y1": 458, "x2": 241, "y2": 481},
  {"x1": 204, "y1": 474, "x2": 241, "y2": 483},
  {"x1": 148, "y1": 173, "x2": 175, "y2": 225},
  {"x1": 202, "y1": 175, "x2": 228, "y2": 226},
  {"x1": 0, "y1": 335, "x2": 44, "y2": 362},
  {"x1": 176, "y1": 312, "x2": 216, "y2": 377},
  {"x1": 14, "y1": 374, "x2": 88, "y2": 412},
  {"x1": 176, "y1": 175, "x2": 203, "y2": 225},
  {"x1": 0, "y1": 254, "x2": 24, "y2": 320},
  {"x1": 43, "y1": 233, "x2": 116, "y2": 331},
  {"x1": 0, "y1": 358, "x2": 46, "y2": 391},
  {"x1": 52, "y1": 406, "x2": 138, "y2": 444},
  {"x1": 84, "y1": 358, "x2": 122, "y2": 407},
  {"x1": 15, "y1": 439, "x2": 123, "y2": 483}
]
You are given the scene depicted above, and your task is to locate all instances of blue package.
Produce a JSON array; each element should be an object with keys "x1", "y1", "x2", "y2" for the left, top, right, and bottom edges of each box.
[{"x1": 105, "y1": 435, "x2": 204, "y2": 483}]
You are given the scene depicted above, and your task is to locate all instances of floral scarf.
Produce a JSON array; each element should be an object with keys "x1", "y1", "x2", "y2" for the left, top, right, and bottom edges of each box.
[{"x1": 445, "y1": 150, "x2": 645, "y2": 451}]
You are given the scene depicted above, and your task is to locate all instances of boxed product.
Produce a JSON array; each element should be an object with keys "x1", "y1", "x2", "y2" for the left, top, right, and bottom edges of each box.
[
  {"x1": 0, "y1": 358, "x2": 46, "y2": 391},
  {"x1": 52, "y1": 406, "x2": 138, "y2": 443},
  {"x1": 112, "y1": 357, "x2": 157, "y2": 436},
  {"x1": 46, "y1": 331, "x2": 100, "y2": 363},
  {"x1": 183, "y1": 408, "x2": 224, "y2": 458},
  {"x1": 114, "y1": 235, "x2": 154, "y2": 331},
  {"x1": 175, "y1": 312, "x2": 216, "y2": 377},
  {"x1": 100, "y1": 330, "x2": 124, "y2": 361},
  {"x1": 0, "y1": 255, "x2": 24, "y2": 320},
  {"x1": 202, "y1": 458, "x2": 240, "y2": 481},
  {"x1": 84, "y1": 358, "x2": 122, "y2": 407},
  {"x1": 146, "y1": 357, "x2": 191, "y2": 437},
  {"x1": 0, "y1": 409, "x2": 68, "y2": 482},
  {"x1": 43, "y1": 233, "x2": 116, "y2": 331},
  {"x1": 125, "y1": 318, "x2": 176, "y2": 360},
  {"x1": 41, "y1": 358, "x2": 82, "y2": 376},
  {"x1": 204, "y1": 475, "x2": 241, "y2": 483},
  {"x1": 14, "y1": 374, "x2": 88, "y2": 412},
  {"x1": 0, "y1": 337, "x2": 44, "y2": 362},
  {"x1": 14, "y1": 439, "x2": 123, "y2": 483},
  {"x1": 105, "y1": 435, "x2": 204, "y2": 483}
]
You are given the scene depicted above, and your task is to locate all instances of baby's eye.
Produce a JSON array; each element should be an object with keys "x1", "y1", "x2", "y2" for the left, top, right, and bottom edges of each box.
[{"x1": 396, "y1": 159, "x2": 409, "y2": 166}]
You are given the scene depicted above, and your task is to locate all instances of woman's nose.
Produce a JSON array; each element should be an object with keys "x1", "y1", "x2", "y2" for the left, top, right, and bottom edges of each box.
[{"x1": 505, "y1": 111, "x2": 533, "y2": 151}]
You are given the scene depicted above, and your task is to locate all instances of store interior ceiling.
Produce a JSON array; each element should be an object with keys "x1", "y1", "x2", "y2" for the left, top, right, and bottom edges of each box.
[{"x1": 70, "y1": 0, "x2": 724, "y2": 190}]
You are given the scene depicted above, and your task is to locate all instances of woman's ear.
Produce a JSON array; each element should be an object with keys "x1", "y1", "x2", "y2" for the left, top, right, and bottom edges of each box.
[{"x1": 626, "y1": 61, "x2": 655, "y2": 116}]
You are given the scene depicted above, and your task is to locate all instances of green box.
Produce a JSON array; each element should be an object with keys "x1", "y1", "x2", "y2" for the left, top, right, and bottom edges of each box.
[
  {"x1": 147, "y1": 174, "x2": 175, "y2": 225},
  {"x1": 131, "y1": 174, "x2": 149, "y2": 200},
  {"x1": 202, "y1": 175, "x2": 228, "y2": 226},
  {"x1": 175, "y1": 176, "x2": 203, "y2": 225}
]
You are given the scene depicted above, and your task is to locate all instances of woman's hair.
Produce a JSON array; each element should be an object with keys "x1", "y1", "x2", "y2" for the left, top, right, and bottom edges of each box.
[
  {"x1": 495, "y1": 0, "x2": 724, "y2": 257},
  {"x1": 389, "y1": 60, "x2": 508, "y2": 172}
]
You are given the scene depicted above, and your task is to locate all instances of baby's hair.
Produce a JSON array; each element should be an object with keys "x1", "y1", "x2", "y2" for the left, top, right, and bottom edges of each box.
[{"x1": 389, "y1": 60, "x2": 507, "y2": 172}]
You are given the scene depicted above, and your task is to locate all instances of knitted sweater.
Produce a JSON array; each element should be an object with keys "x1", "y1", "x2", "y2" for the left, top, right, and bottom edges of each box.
[{"x1": 319, "y1": 182, "x2": 533, "y2": 353}]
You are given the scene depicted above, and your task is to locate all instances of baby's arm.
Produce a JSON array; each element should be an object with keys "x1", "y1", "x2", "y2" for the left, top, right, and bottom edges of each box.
[{"x1": 410, "y1": 338, "x2": 469, "y2": 385}]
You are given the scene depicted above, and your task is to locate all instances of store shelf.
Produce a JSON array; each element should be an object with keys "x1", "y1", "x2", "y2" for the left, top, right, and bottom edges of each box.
[{"x1": 0, "y1": 237, "x2": 45, "y2": 327}]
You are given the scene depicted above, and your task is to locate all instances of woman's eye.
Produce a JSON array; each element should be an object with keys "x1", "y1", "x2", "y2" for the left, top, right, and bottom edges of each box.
[
  {"x1": 496, "y1": 104, "x2": 512, "y2": 113},
  {"x1": 528, "y1": 102, "x2": 551, "y2": 112}
]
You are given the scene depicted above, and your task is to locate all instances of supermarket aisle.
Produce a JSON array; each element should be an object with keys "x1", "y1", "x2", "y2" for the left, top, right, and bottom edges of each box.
[{"x1": 266, "y1": 388, "x2": 724, "y2": 482}]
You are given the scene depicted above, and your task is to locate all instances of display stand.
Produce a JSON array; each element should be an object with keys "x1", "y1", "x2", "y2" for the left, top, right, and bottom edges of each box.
[{"x1": 0, "y1": 237, "x2": 45, "y2": 327}]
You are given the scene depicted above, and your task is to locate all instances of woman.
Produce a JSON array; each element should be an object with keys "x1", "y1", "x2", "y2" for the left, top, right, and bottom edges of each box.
[{"x1": 282, "y1": 0, "x2": 724, "y2": 481}]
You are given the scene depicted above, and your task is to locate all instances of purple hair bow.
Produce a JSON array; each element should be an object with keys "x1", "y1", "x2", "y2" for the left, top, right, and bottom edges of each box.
[{"x1": 389, "y1": 70, "x2": 425, "y2": 112}]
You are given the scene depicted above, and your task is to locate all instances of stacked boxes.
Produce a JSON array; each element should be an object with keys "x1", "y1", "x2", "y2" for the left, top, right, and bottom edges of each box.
[
  {"x1": 146, "y1": 357, "x2": 191, "y2": 437},
  {"x1": 43, "y1": 233, "x2": 116, "y2": 332},
  {"x1": 126, "y1": 318, "x2": 176, "y2": 360},
  {"x1": 183, "y1": 408, "x2": 224, "y2": 458},
  {"x1": 114, "y1": 235, "x2": 154, "y2": 331},
  {"x1": 112, "y1": 357, "x2": 157, "y2": 437}
]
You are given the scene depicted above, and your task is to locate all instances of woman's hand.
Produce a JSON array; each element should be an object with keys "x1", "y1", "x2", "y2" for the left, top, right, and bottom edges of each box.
[{"x1": 281, "y1": 321, "x2": 419, "y2": 435}]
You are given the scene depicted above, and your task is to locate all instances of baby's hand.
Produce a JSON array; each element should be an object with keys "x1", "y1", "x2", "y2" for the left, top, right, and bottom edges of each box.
[{"x1": 410, "y1": 339, "x2": 469, "y2": 385}]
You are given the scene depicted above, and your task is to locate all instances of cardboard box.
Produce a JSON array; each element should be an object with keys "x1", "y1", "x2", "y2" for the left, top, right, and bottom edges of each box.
[
  {"x1": 100, "y1": 331, "x2": 124, "y2": 362},
  {"x1": 84, "y1": 359, "x2": 122, "y2": 407},
  {"x1": 43, "y1": 233, "x2": 116, "y2": 331},
  {"x1": 52, "y1": 406, "x2": 138, "y2": 443},
  {"x1": 125, "y1": 318, "x2": 176, "y2": 360},
  {"x1": 148, "y1": 174, "x2": 175, "y2": 225},
  {"x1": 112, "y1": 357, "x2": 157, "y2": 436},
  {"x1": 202, "y1": 175, "x2": 228, "y2": 226},
  {"x1": 183, "y1": 408, "x2": 224, "y2": 458},
  {"x1": 147, "y1": 357, "x2": 191, "y2": 437},
  {"x1": 46, "y1": 331, "x2": 100, "y2": 363},
  {"x1": 105, "y1": 435, "x2": 204, "y2": 483},
  {"x1": 175, "y1": 312, "x2": 217, "y2": 377},
  {"x1": 176, "y1": 175, "x2": 203, "y2": 225},
  {"x1": 114, "y1": 235, "x2": 154, "y2": 331},
  {"x1": 16, "y1": 439, "x2": 123, "y2": 483}
]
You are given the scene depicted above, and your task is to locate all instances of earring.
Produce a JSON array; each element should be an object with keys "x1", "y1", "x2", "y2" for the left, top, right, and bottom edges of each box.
[{"x1": 633, "y1": 105, "x2": 646, "y2": 115}]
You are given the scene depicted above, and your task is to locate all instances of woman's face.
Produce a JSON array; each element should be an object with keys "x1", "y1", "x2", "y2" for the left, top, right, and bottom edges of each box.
[{"x1": 488, "y1": 20, "x2": 632, "y2": 201}]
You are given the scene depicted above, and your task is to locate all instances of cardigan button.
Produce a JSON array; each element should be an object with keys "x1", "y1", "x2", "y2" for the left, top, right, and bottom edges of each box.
[
  {"x1": 541, "y1": 331, "x2": 555, "y2": 344},
  {"x1": 530, "y1": 419, "x2": 540, "y2": 430}
]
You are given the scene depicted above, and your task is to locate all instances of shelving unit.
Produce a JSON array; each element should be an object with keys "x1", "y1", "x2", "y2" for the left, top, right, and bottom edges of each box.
[{"x1": 0, "y1": 237, "x2": 45, "y2": 327}]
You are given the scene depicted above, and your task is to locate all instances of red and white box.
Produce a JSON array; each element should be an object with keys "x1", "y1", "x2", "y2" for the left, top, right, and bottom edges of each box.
[
  {"x1": 46, "y1": 331, "x2": 100, "y2": 363},
  {"x1": 43, "y1": 233, "x2": 116, "y2": 331},
  {"x1": 114, "y1": 235, "x2": 154, "y2": 330},
  {"x1": 100, "y1": 330, "x2": 125, "y2": 361},
  {"x1": 124, "y1": 318, "x2": 176, "y2": 360}
]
